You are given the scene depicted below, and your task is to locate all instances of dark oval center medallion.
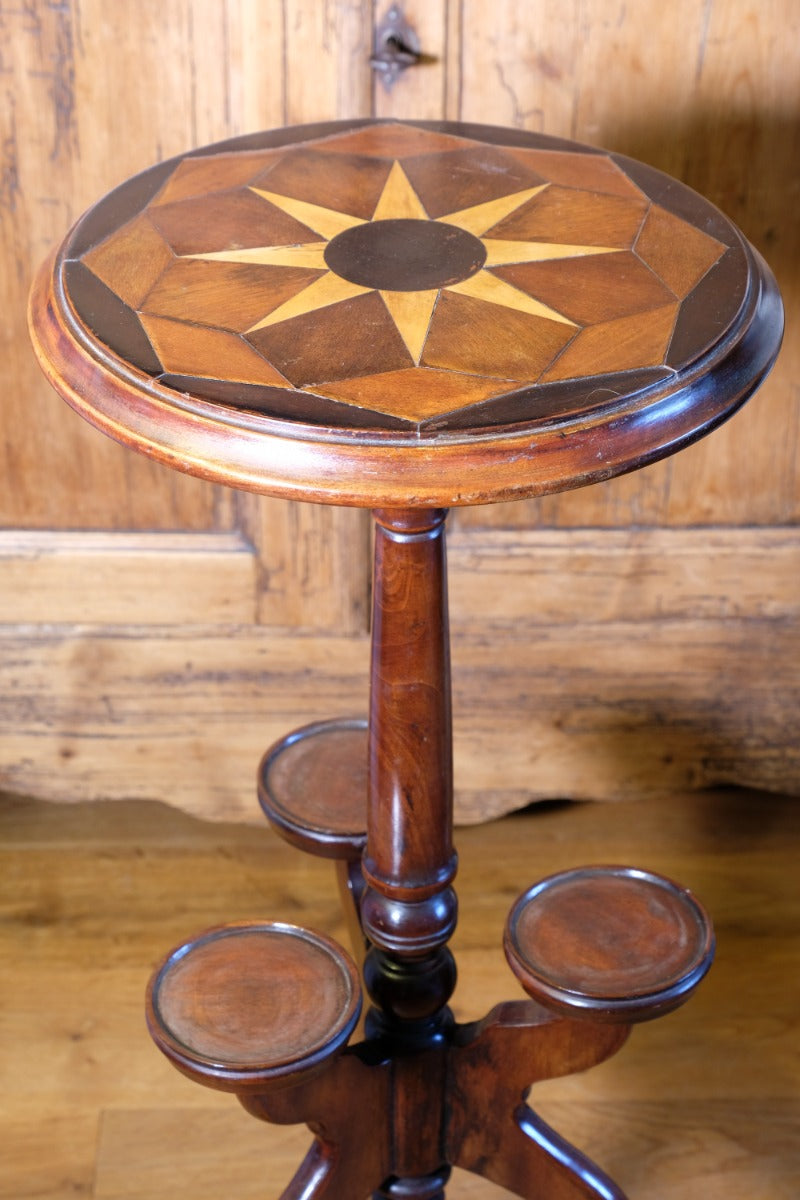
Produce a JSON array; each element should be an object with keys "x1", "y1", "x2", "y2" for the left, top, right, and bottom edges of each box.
[{"x1": 324, "y1": 218, "x2": 487, "y2": 292}]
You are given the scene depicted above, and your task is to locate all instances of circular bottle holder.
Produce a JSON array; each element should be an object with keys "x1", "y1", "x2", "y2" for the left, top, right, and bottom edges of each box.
[
  {"x1": 258, "y1": 717, "x2": 368, "y2": 860},
  {"x1": 504, "y1": 865, "x2": 715, "y2": 1024},
  {"x1": 146, "y1": 921, "x2": 362, "y2": 1091}
]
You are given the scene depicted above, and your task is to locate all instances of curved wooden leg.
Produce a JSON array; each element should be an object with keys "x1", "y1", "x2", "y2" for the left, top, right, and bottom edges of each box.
[
  {"x1": 451, "y1": 1001, "x2": 629, "y2": 1089},
  {"x1": 277, "y1": 1135, "x2": 384, "y2": 1200},
  {"x1": 458, "y1": 1100, "x2": 627, "y2": 1200},
  {"x1": 241, "y1": 1050, "x2": 392, "y2": 1200},
  {"x1": 278, "y1": 1140, "x2": 332, "y2": 1200},
  {"x1": 447, "y1": 1002, "x2": 630, "y2": 1200}
]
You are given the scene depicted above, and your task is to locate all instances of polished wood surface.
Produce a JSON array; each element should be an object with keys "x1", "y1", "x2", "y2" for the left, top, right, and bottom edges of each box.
[
  {"x1": 258, "y1": 718, "x2": 368, "y2": 859},
  {"x1": 365, "y1": 511, "x2": 453, "y2": 907},
  {"x1": 147, "y1": 921, "x2": 362, "y2": 1092},
  {"x1": 504, "y1": 867, "x2": 714, "y2": 1023},
  {"x1": 29, "y1": 120, "x2": 782, "y2": 507},
  {"x1": 132, "y1": 501, "x2": 724, "y2": 1197},
  {"x1": 1, "y1": 786, "x2": 797, "y2": 1199}
]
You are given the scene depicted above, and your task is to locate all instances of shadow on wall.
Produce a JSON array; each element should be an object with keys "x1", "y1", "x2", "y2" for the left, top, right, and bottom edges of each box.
[{"x1": 601, "y1": 107, "x2": 800, "y2": 295}]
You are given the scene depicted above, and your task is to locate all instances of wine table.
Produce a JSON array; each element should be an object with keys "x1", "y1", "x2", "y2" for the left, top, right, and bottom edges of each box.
[{"x1": 29, "y1": 118, "x2": 783, "y2": 1200}]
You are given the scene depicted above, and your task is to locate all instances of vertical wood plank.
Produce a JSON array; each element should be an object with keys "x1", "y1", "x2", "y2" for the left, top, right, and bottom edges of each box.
[
  {"x1": 372, "y1": 0, "x2": 448, "y2": 120},
  {"x1": 1, "y1": 1, "x2": 240, "y2": 531},
  {"x1": 284, "y1": 0, "x2": 373, "y2": 123},
  {"x1": 443, "y1": 0, "x2": 463, "y2": 121},
  {"x1": 241, "y1": 0, "x2": 375, "y2": 632},
  {"x1": 456, "y1": 0, "x2": 583, "y2": 133},
  {"x1": 226, "y1": 0, "x2": 288, "y2": 130},
  {"x1": 239, "y1": 494, "x2": 371, "y2": 633},
  {"x1": 450, "y1": 0, "x2": 797, "y2": 532}
]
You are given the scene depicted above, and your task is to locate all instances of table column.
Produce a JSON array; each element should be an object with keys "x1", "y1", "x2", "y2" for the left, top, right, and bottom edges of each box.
[{"x1": 361, "y1": 508, "x2": 458, "y2": 1030}]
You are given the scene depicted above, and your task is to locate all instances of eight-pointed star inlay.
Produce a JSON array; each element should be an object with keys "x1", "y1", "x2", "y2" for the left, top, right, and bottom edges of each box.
[
  {"x1": 188, "y1": 162, "x2": 619, "y2": 360},
  {"x1": 71, "y1": 122, "x2": 732, "y2": 429}
]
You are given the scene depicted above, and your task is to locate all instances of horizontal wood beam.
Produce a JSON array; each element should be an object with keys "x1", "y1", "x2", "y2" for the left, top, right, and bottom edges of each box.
[
  {"x1": 448, "y1": 526, "x2": 800, "y2": 625},
  {"x1": 1, "y1": 580, "x2": 797, "y2": 821},
  {"x1": 0, "y1": 531, "x2": 258, "y2": 626}
]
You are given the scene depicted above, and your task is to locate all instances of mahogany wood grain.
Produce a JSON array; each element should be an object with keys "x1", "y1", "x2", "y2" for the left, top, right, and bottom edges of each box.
[
  {"x1": 361, "y1": 508, "x2": 458, "y2": 1026},
  {"x1": 241, "y1": 1049, "x2": 392, "y2": 1198},
  {"x1": 146, "y1": 921, "x2": 362, "y2": 1092},
  {"x1": 363, "y1": 511, "x2": 454, "y2": 907},
  {"x1": 258, "y1": 718, "x2": 368, "y2": 860},
  {"x1": 447, "y1": 1003, "x2": 630, "y2": 1200},
  {"x1": 257, "y1": 718, "x2": 369, "y2": 960},
  {"x1": 504, "y1": 868, "x2": 714, "y2": 1023},
  {"x1": 140, "y1": 503, "x2": 720, "y2": 1200}
]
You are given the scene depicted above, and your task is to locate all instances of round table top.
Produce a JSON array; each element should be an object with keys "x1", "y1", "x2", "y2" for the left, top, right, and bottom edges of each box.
[
  {"x1": 29, "y1": 119, "x2": 783, "y2": 508},
  {"x1": 504, "y1": 866, "x2": 714, "y2": 1023},
  {"x1": 147, "y1": 921, "x2": 361, "y2": 1089}
]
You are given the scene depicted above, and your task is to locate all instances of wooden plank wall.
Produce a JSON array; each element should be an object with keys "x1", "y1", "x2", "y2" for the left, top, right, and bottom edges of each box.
[
  {"x1": 1, "y1": 1, "x2": 797, "y2": 821},
  {"x1": 449, "y1": 0, "x2": 800, "y2": 532}
]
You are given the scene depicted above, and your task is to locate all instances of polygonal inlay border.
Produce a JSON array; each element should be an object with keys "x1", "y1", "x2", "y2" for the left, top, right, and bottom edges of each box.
[{"x1": 64, "y1": 121, "x2": 745, "y2": 434}]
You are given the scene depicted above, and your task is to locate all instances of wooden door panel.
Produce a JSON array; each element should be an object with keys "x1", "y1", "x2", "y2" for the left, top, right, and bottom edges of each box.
[
  {"x1": 448, "y1": 0, "x2": 798, "y2": 532},
  {"x1": 285, "y1": 0, "x2": 373, "y2": 121},
  {"x1": 0, "y1": 530, "x2": 257, "y2": 625},
  {"x1": 2, "y1": 1, "x2": 797, "y2": 817},
  {"x1": 372, "y1": 0, "x2": 450, "y2": 120},
  {"x1": 4, "y1": 2, "x2": 250, "y2": 532},
  {"x1": 237, "y1": 497, "x2": 370, "y2": 633},
  {"x1": 3, "y1": 1, "x2": 374, "y2": 631}
]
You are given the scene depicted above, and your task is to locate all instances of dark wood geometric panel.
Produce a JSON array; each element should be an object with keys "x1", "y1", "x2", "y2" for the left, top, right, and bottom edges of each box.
[
  {"x1": 82, "y1": 215, "x2": 173, "y2": 309},
  {"x1": 635, "y1": 205, "x2": 726, "y2": 299},
  {"x1": 419, "y1": 368, "x2": 674, "y2": 432},
  {"x1": 318, "y1": 122, "x2": 473, "y2": 159},
  {"x1": 501, "y1": 147, "x2": 645, "y2": 199},
  {"x1": 63, "y1": 261, "x2": 162, "y2": 376},
  {"x1": 148, "y1": 189, "x2": 318, "y2": 256},
  {"x1": 541, "y1": 304, "x2": 679, "y2": 382},
  {"x1": 400, "y1": 145, "x2": 547, "y2": 218},
  {"x1": 247, "y1": 291, "x2": 414, "y2": 388},
  {"x1": 314, "y1": 368, "x2": 507, "y2": 422},
  {"x1": 493, "y1": 253, "x2": 676, "y2": 325},
  {"x1": 152, "y1": 150, "x2": 288, "y2": 207},
  {"x1": 666, "y1": 247, "x2": 749, "y2": 369},
  {"x1": 421, "y1": 290, "x2": 574, "y2": 381},
  {"x1": 44, "y1": 119, "x2": 774, "y2": 496},
  {"x1": 486, "y1": 186, "x2": 647, "y2": 247},
  {"x1": 142, "y1": 260, "x2": 326, "y2": 332},
  {"x1": 140, "y1": 316, "x2": 291, "y2": 387},
  {"x1": 66, "y1": 158, "x2": 177, "y2": 258},
  {"x1": 251, "y1": 149, "x2": 394, "y2": 220}
]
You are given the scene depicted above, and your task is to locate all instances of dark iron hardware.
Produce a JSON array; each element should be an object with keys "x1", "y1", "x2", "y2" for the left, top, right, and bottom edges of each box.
[{"x1": 370, "y1": 6, "x2": 422, "y2": 90}]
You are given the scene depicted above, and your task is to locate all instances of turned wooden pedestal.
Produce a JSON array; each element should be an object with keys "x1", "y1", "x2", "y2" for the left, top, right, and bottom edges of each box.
[{"x1": 29, "y1": 118, "x2": 783, "y2": 1199}]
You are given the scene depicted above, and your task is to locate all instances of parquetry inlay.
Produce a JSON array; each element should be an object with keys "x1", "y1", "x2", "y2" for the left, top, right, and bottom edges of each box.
[{"x1": 69, "y1": 122, "x2": 731, "y2": 431}]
